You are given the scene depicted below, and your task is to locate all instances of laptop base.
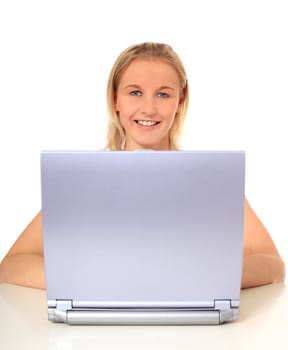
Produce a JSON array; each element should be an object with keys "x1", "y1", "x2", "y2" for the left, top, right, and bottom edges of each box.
[{"x1": 48, "y1": 304, "x2": 239, "y2": 325}]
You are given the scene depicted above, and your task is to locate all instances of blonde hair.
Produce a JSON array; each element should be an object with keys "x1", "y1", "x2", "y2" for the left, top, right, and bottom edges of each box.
[{"x1": 105, "y1": 42, "x2": 189, "y2": 150}]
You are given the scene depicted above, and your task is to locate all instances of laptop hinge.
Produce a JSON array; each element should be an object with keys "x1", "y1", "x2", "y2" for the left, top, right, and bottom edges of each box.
[
  {"x1": 214, "y1": 299, "x2": 232, "y2": 310},
  {"x1": 47, "y1": 299, "x2": 239, "y2": 324},
  {"x1": 48, "y1": 299, "x2": 73, "y2": 323},
  {"x1": 66, "y1": 309, "x2": 222, "y2": 325},
  {"x1": 214, "y1": 299, "x2": 239, "y2": 323}
]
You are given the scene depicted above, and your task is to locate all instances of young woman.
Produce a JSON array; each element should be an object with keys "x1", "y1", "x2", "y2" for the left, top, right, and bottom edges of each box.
[{"x1": 0, "y1": 42, "x2": 285, "y2": 289}]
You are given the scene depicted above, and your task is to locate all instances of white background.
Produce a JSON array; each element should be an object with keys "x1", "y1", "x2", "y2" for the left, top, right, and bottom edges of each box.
[{"x1": 0, "y1": 0, "x2": 287, "y2": 279}]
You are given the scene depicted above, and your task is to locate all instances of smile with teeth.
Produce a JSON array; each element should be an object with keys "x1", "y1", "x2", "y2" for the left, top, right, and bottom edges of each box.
[{"x1": 136, "y1": 120, "x2": 160, "y2": 127}]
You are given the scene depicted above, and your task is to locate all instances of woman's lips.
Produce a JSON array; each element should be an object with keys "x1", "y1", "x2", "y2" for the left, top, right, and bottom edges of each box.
[{"x1": 135, "y1": 120, "x2": 160, "y2": 127}]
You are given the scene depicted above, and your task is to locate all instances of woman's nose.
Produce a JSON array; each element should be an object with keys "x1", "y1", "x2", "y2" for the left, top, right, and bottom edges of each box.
[{"x1": 140, "y1": 95, "x2": 157, "y2": 116}]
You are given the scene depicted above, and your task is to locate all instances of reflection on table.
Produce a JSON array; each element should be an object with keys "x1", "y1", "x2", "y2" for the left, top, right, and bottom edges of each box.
[{"x1": 0, "y1": 282, "x2": 287, "y2": 349}]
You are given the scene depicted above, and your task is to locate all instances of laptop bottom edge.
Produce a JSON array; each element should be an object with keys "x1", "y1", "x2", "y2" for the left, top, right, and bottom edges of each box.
[{"x1": 50, "y1": 308, "x2": 239, "y2": 325}]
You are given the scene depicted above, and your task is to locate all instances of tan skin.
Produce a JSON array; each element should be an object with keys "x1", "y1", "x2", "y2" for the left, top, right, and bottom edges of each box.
[{"x1": 0, "y1": 59, "x2": 285, "y2": 289}]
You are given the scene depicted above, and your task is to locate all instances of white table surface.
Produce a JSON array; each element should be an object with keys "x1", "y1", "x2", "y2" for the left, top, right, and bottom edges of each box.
[{"x1": 0, "y1": 282, "x2": 287, "y2": 349}]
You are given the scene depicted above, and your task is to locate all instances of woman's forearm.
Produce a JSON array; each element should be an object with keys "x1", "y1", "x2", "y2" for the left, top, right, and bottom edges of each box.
[
  {"x1": 1, "y1": 251, "x2": 285, "y2": 291},
  {"x1": 241, "y1": 253, "x2": 286, "y2": 289},
  {"x1": 0, "y1": 254, "x2": 46, "y2": 289}
]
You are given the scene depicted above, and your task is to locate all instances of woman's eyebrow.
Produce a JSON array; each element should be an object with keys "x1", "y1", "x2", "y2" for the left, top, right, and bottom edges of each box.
[
  {"x1": 123, "y1": 84, "x2": 176, "y2": 91},
  {"x1": 158, "y1": 85, "x2": 176, "y2": 91},
  {"x1": 123, "y1": 84, "x2": 141, "y2": 89}
]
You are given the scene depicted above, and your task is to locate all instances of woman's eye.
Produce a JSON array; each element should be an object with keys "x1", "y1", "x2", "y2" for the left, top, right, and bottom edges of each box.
[
  {"x1": 158, "y1": 92, "x2": 169, "y2": 98},
  {"x1": 130, "y1": 90, "x2": 142, "y2": 96}
]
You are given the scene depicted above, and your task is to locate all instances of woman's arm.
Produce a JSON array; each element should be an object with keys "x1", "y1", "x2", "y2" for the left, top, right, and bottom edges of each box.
[
  {"x1": 0, "y1": 211, "x2": 46, "y2": 289},
  {"x1": 241, "y1": 199, "x2": 286, "y2": 288}
]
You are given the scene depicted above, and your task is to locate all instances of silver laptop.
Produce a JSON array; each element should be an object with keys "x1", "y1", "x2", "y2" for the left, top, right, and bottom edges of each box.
[{"x1": 41, "y1": 150, "x2": 245, "y2": 325}]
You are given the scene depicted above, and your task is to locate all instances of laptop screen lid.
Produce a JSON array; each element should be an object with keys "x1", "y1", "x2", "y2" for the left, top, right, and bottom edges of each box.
[{"x1": 41, "y1": 150, "x2": 245, "y2": 324}]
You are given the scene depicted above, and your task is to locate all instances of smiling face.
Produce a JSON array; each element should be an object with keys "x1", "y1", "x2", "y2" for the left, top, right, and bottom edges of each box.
[{"x1": 115, "y1": 58, "x2": 183, "y2": 150}]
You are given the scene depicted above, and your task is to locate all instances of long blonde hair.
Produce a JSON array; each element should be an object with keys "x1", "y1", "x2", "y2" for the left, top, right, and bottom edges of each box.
[{"x1": 105, "y1": 42, "x2": 189, "y2": 150}]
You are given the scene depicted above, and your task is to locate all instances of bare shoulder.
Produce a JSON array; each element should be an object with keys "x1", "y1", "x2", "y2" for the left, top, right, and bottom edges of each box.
[{"x1": 3, "y1": 211, "x2": 43, "y2": 258}]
